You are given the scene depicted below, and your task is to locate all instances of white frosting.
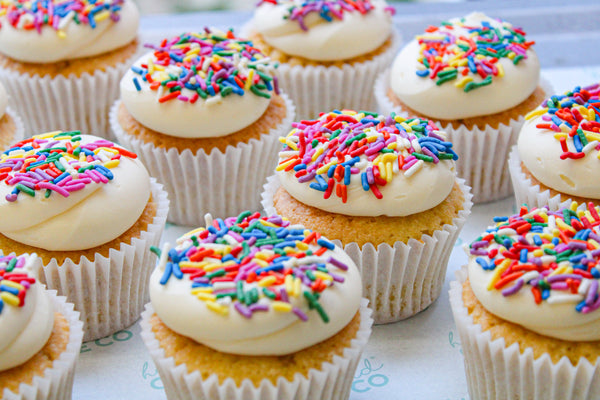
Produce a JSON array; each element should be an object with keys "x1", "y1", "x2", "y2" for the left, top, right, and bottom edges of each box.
[
  {"x1": 0, "y1": 0, "x2": 139, "y2": 64},
  {"x1": 0, "y1": 135, "x2": 150, "y2": 251},
  {"x1": 150, "y1": 244, "x2": 362, "y2": 355},
  {"x1": 518, "y1": 112, "x2": 600, "y2": 199},
  {"x1": 0, "y1": 265, "x2": 54, "y2": 372},
  {"x1": 252, "y1": 0, "x2": 392, "y2": 61},
  {"x1": 390, "y1": 12, "x2": 540, "y2": 120}
]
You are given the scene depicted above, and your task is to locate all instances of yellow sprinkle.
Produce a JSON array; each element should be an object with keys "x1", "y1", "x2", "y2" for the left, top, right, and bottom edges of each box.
[
  {"x1": 177, "y1": 261, "x2": 205, "y2": 269},
  {"x1": 57, "y1": 30, "x2": 67, "y2": 39},
  {"x1": 400, "y1": 122, "x2": 412, "y2": 132},
  {"x1": 381, "y1": 154, "x2": 397, "y2": 164},
  {"x1": 202, "y1": 263, "x2": 224, "y2": 272},
  {"x1": 259, "y1": 219, "x2": 278, "y2": 228},
  {"x1": 385, "y1": 162, "x2": 393, "y2": 183},
  {"x1": 245, "y1": 69, "x2": 254, "y2": 91},
  {"x1": 584, "y1": 131, "x2": 600, "y2": 142},
  {"x1": 378, "y1": 162, "x2": 386, "y2": 180},
  {"x1": 254, "y1": 259, "x2": 268, "y2": 268},
  {"x1": 589, "y1": 239, "x2": 600, "y2": 250},
  {"x1": 293, "y1": 277, "x2": 302, "y2": 297},
  {"x1": 35, "y1": 131, "x2": 63, "y2": 139},
  {"x1": 258, "y1": 276, "x2": 277, "y2": 287},
  {"x1": 182, "y1": 227, "x2": 206, "y2": 238},
  {"x1": 94, "y1": 10, "x2": 110, "y2": 23},
  {"x1": 205, "y1": 301, "x2": 229, "y2": 315},
  {"x1": 0, "y1": 292, "x2": 19, "y2": 306},
  {"x1": 507, "y1": 52, "x2": 516, "y2": 60},
  {"x1": 191, "y1": 287, "x2": 213, "y2": 294},
  {"x1": 314, "y1": 271, "x2": 333, "y2": 281},
  {"x1": 525, "y1": 108, "x2": 547, "y2": 121},
  {"x1": 316, "y1": 160, "x2": 336, "y2": 175},
  {"x1": 394, "y1": 115, "x2": 406, "y2": 124},
  {"x1": 275, "y1": 157, "x2": 297, "y2": 171},
  {"x1": 103, "y1": 160, "x2": 120, "y2": 169},
  {"x1": 552, "y1": 228, "x2": 561, "y2": 237},
  {"x1": 454, "y1": 76, "x2": 474, "y2": 89},
  {"x1": 1, "y1": 280, "x2": 24, "y2": 290},
  {"x1": 254, "y1": 252, "x2": 271, "y2": 261},
  {"x1": 532, "y1": 249, "x2": 544, "y2": 257},
  {"x1": 496, "y1": 63, "x2": 504, "y2": 78},
  {"x1": 415, "y1": 34, "x2": 446, "y2": 41},
  {"x1": 570, "y1": 201, "x2": 579, "y2": 212},
  {"x1": 285, "y1": 275, "x2": 294, "y2": 294},
  {"x1": 487, "y1": 259, "x2": 512, "y2": 290},
  {"x1": 311, "y1": 146, "x2": 324, "y2": 161},
  {"x1": 272, "y1": 301, "x2": 293, "y2": 312},
  {"x1": 295, "y1": 241, "x2": 309, "y2": 251},
  {"x1": 285, "y1": 139, "x2": 298, "y2": 151},
  {"x1": 550, "y1": 265, "x2": 572, "y2": 276}
]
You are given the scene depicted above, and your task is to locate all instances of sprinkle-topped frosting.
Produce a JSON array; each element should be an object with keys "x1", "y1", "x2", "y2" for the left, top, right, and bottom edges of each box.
[
  {"x1": 0, "y1": 253, "x2": 54, "y2": 372},
  {"x1": 468, "y1": 203, "x2": 600, "y2": 341},
  {"x1": 120, "y1": 28, "x2": 279, "y2": 138},
  {"x1": 276, "y1": 110, "x2": 458, "y2": 216},
  {"x1": 149, "y1": 211, "x2": 362, "y2": 355},
  {"x1": 0, "y1": 133, "x2": 150, "y2": 251},
  {"x1": 518, "y1": 83, "x2": 600, "y2": 199}
]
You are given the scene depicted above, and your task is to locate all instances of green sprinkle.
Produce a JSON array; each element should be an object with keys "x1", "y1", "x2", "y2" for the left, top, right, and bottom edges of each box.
[
  {"x1": 7, "y1": 257, "x2": 17, "y2": 272},
  {"x1": 413, "y1": 152, "x2": 434, "y2": 162},
  {"x1": 15, "y1": 184, "x2": 35, "y2": 197},
  {"x1": 150, "y1": 246, "x2": 162, "y2": 258},
  {"x1": 206, "y1": 269, "x2": 226, "y2": 279}
]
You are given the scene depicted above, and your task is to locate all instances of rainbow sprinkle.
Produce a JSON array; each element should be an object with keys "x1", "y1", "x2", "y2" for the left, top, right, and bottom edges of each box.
[
  {"x1": 0, "y1": 255, "x2": 35, "y2": 315},
  {"x1": 0, "y1": 131, "x2": 137, "y2": 202},
  {"x1": 525, "y1": 83, "x2": 600, "y2": 160},
  {"x1": 470, "y1": 203, "x2": 600, "y2": 313},
  {"x1": 152, "y1": 211, "x2": 352, "y2": 322},
  {"x1": 0, "y1": 0, "x2": 125, "y2": 35},
  {"x1": 277, "y1": 110, "x2": 457, "y2": 203},
  {"x1": 256, "y1": 0, "x2": 395, "y2": 31},
  {"x1": 130, "y1": 28, "x2": 279, "y2": 104},
  {"x1": 416, "y1": 16, "x2": 534, "y2": 92}
]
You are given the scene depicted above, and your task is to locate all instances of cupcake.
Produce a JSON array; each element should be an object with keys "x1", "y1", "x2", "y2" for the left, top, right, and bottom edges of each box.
[
  {"x1": 247, "y1": 0, "x2": 398, "y2": 120},
  {"x1": 140, "y1": 211, "x2": 372, "y2": 400},
  {"x1": 0, "y1": 253, "x2": 83, "y2": 400},
  {"x1": 110, "y1": 28, "x2": 294, "y2": 226},
  {"x1": 509, "y1": 83, "x2": 600, "y2": 211},
  {"x1": 0, "y1": 131, "x2": 169, "y2": 341},
  {"x1": 262, "y1": 110, "x2": 473, "y2": 323},
  {"x1": 0, "y1": 81, "x2": 24, "y2": 150},
  {"x1": 450, "y1": 203, "x2": 600, "y2": 400},
  {"x1": 0, "y1": 0, "x2": 140, "y2": 137},
  {"x1": 375, "y1": 12, "x2": 548, "y2": 203}
]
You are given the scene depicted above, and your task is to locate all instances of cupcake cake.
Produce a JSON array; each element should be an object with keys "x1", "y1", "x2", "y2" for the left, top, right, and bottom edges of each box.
[
  {"x1": 262, "y1": 110, "x2": 473, "y2": 323},
  {"x1": 0, "y1": 253, "x2": 83, "y2": 400},
  {"x1": 509, "y1": 83, "x2": 600, "y2": 211},
  {"x1": 376, "y1": 12, "x2": 548, "y2": 203},
  {"x1": 450, "y1": 203, "x2": 600, "y2": 400},
  {"x1": 110, "y1": 28, "x2": 294, "y2": 226},
  {"x1": 0, "y1": 0, "x2": 140, "y2": 137},
  {"x1": 140, "y1": 211, "x2": 372, "y2": 400},
  {"x1": 0, "y1": 131, "x2": 168, "y2": 341},
  {"x1": 248, "y1": 0, "x2": 398, "y2": 120}
]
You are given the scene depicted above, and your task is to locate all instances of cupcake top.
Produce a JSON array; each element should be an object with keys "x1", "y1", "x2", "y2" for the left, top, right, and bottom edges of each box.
[
  {"x1": 390, "y1": 12, "x2": 540, "y2": 120},
  {"x1": 0, "y1": 131, "x2": 150, "y2": 251},
  {"x1": 0, "y1": 253, "x2": 54, "y2": 371},
  {"x1": 519, "y1": 83, "x2": 600, "y2": 199},
  {"x1": 149, "y1": 211, "x2": 362, "y2": 356},
  {"x1": 276, "y1": 110, "x2": 458, "y2": 216},
  {"x1": 0, "y1": 0, "x2": 139, "y2": 64},
  {"x1": 468, "y1": 203, "x2": 600, "y2": 341},
  {"x1": 120, "y1": 28, "x2": 279, "y2": 139},
  {"x1": 252, "y1": 0, "x2": 394, "y2": 62}
]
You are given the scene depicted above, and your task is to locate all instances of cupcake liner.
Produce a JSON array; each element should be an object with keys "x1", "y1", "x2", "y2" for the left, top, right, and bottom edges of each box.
[
  {"x1": 375, "y1": 70, "x2": 554, "y2": 204},
  {"x1": 508, "y1": 145, "x2": 578, "y2": 211},
  {"x1": 139, "y1": 298, "x2": 373, "y2": 400},
  {"x1": 276, "y1": 31, "x2": 400, "y2": 121},
  {"x1": 31, "y1": 179, "x2": 169, "y2": 342},
  {"x1": 4, "y1": 107, "x2": 25, "y2": 146},
  {"x1": 449, "y1": 266, "x2": 600, "y2": 400},
  {"x1": 110, "y1": 93, "x2": 295, "y2": 226},
  {"x1": 3, "y1": 290, "x2": 84, "y2": 400},
  {"x1": 261, "y1": 175, "x2": 473, "y2": 324}
]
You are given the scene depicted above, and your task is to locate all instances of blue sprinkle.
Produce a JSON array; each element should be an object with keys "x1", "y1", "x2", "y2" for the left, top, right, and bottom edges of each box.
[
  {"x1": 541, "y1": 289, "x2": 550, "y2": 300},
  {"x1": 293, "y1": 163, "x2": 307, "y2": 172},
  {"x1": 0, "y1": 285, "x2": 19, "y2": 296},
  {"x1": 576, "y1": 299, "x2": 587, "y2": 312},
  {"x1": 416, "y1": 69, "x2": 430, "y2": 77},
  {"x1": 160, "y1": 262, "x2": 173, "y2": 285},
  {"x1": 493, "y1": 216, "x2": 508, "y2": 223},
  {"x1": 344, "y1": 165, "x2": 351, "y2": 185},
  {"x1": 361, "y1": 172, "x2": 370, "y2": 191},
  {"x1": 317, "y1": 238, "x2": 335, "y2": 250},
  {"x1": 519, "y1": 249, "x2": 528, "y2": 263},
  {"x1": 274, "y1": 240, "x2": 297, "y2": 249},
  {"x1": 133, "y1": 78, "x2": 142, "y2": 92},
  {"x1": 533, "y1": 235, "x2": 542, "y2": 246},
  {"x1": 327, "y1": 164, "x2": 337, "y2": 178}
]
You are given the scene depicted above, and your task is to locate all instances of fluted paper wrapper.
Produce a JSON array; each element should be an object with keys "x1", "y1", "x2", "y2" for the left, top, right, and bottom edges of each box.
[
  {"x1": 3, "y1": 107, "x2": 25, "y2": 146},
  {"x1": 110, "y1": 94, "x2": 294, "y2": 226},
  {"x1": 139, "y1": 299, "x2": 372, "y2": 400},
  {"x1": 277, "y1": 32, "x2": 400, "y2": 121},
  {"x1": 31, "y1": 179, "x2": 169, "y2": 342},
  {"x1": 261, "y1": 175, "x2": 473, "y2": 324},
  {"x1": 2, "y1": 291, "x2": 83, "y2": 400},
  {"x1": 375, "y1": 70, "x2": 554, "y2": 204},
  {"x1": 449, "y1": 266, "x2": 600, "y2": 400}
]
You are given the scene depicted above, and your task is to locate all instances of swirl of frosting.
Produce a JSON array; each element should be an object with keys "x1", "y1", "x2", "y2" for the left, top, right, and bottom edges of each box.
[
  {"x1": 276, "y1": 110, "x2": 457, "y2": 217},
  {"x1": 0, "y1": 132, "x2": 150, "y2": 251},
  {"x1": 390, "y1": 12, "x2": 540, "y2": 120},
  {"x1": 120, "y1": 28, "x2": 279, "y2": 139},
  {"x1": 0, "y1": 254, "x2": 54, "y2": 372},
  {"x1": 519, "y1": 83, "x2": 600, "y2": 199},
  {"x1": 149, "y1": 211, "x2": 362, "y2": 356},
  {"x1": 0, "y1": 0, "x2": 139, "y2": 64},
  {"x1": 467, "y1": 203, "x2": 600, "y2": 341},
  {"x1": 252, "y1": 0, "x2": 393, "y2": 62}
]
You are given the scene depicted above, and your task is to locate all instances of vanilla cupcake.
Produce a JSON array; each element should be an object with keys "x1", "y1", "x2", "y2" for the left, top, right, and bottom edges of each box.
[
  {"x1": 140, "y1": 211, "x2": 372, "y2": 400},
  {"x1": 376, "y1": 12, "x2": 548, "y2": 203},
  {"x1": 509, "y1": 83, "x2": 600, "y2": 211},
  {"x1": 110, "y1": 28, "x2": 294, "y2": 226},
  {"x1": 247, "y1": 0, "x2": 398, "y2": 120},
  {"x1": 262, "y1": 110, "x2": 473, "y2": 323},
  {"x1": 0, "y1": 132, "x2": 168, "y2": 341},
  {"x1": 0, "y1": 0, "x2": 140, "y2": 137},
  {"x1": 450, "y1": 203, "x2": 600, "y2": 400},
  {"x1": 0, "y1": 253, "x2": 83, "y2": 400}
]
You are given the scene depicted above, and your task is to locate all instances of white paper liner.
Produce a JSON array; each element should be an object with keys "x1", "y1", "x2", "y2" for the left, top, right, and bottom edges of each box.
[
  {"x1": 3, "y1": 107, "x2": 25, "y2": 146},
  {"x1": 2, "y1": 290, "x2": 83, "y2": 400},
  {"x1": 0, "y1": 50, "x2": 136, "y2": 140},
  {"x1": 139, "y1": 298, "x2": 372, "y2": 400},
  {"x1": 261, "y1": 175, "x2": 473, "y2": 324},
  {"x1": 30, "y1": 179, "x2": 169, "y2": 342},
  {"x1": 109, "y1": 93, "x2": 295, "y2": 226},
  {"x1": 375, "y1": 70, "x2": 554, "y2": 204},
  {"x1": 275, "y1": 31, "x2": 400, "y2": 121},
  {"x1": 449, "y1": 266, "x2": 600, "y2": 400}
]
